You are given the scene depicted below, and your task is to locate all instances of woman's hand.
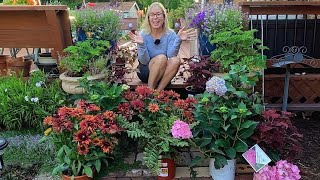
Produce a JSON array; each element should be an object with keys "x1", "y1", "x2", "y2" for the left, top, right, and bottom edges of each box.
[
  {"x1": 128, "y1": 31, "x2": 144, "y2": 45},
  {"x1": 177, "y1": 26, "x2": 197, "y2": 41}
]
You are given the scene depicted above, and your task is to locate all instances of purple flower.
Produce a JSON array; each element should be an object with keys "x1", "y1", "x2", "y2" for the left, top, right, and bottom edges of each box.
[
  {"x1": 205, "y1": 76, "x2": 227, "y2": 96},
  {"x1": 254, "y1": 160, "x2": 301, "y2": 180}
]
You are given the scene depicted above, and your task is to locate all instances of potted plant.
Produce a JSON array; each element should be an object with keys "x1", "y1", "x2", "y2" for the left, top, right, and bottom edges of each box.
[
  {"x1": 184, "y1": 55, "x2": 219, "y2": 94},
  {"x1": 186, "y1": 3, "x2": 246, "y2": 56},
  {"x1": 115, "y1": 86, "x2": 197, "y2": 178},
  {"x1": 59, "y1": 39, "x2": 111, "y2": 94},
  {"x1": 190, "y1": 65, "x2": 264, "y2": 180},
  {"x1": 251, "y1": 109, "x2": 303, "y2": 162},
  {"x1": 210, "y1": 27, "x2": 267, "y2": 72},
  {"x1": 72, "y1": 9, "x2": 121, "y2": 45},
  {"x1": 42, "y1": 100, "x2": 122, "y2": 179}
]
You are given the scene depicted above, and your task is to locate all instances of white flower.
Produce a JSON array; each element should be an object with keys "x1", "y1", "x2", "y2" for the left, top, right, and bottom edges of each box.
[
  {"x1": 35, "y1": 81, "x2": 43, "y2": 87},
  {"x1": 25, "y1": 96, "x2": 29, "y2": 102},
  {"x1": 122, "y1": 84, "x2": 130, "y2": 90},
  {"x1": 4, "y1": 89, "x2": 7, "y2": 92},
  {"x1": 31, "y1": 97, "x2": 39, "y2": 103}
]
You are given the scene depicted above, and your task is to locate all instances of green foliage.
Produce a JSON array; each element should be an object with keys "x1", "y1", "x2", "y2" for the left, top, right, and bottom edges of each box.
[
  {"x1": 210, "y1": 27, "x2": 267, "y2": 72},
  {"x1": 76, "y1": 78, "x2": 127, "y2": 111},
  {"x1": 71, "y1": 9, "x2": 121, "y2": 40},
  {"x1": 59, "y1": 39, "x2": 110, "y2": 76},
  {"x1": 0, "y1": 71, "x2": 65, "y2": 130},
  {"x1": 191, "y1": 65, "x2": 264, "y2": 169},
  {"x1": 1, "y1": 133, "x2": 57, "y2": 177},
  {"x1": 169, "y1": 0, "x2": 193, "y2": 20}
]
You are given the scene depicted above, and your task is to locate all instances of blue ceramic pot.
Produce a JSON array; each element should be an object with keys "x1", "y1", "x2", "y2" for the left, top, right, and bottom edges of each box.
[{"x1": 198, "y1": 32, "x2": 216, "y2": 56}]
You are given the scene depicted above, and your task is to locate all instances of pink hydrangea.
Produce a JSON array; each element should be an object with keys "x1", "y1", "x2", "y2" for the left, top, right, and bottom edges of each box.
[
  {"x1": 171, "y1": 120, "x2": 193, "y2": 139},
  {"x1": 253, "y1": 160, "x2": 301, "y2": 180}
]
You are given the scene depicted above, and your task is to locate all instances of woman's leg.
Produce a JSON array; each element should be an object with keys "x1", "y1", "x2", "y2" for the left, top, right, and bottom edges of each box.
[
  {"x1": 156, "y1": 56, "x2": 181, "y2": 91},
  {"x1": 148, "y1": 54, "x2": 167, "y2": 89}
]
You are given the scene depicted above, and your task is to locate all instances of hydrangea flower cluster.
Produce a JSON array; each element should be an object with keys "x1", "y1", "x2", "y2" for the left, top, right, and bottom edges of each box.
[
  {"x1": 253, "y1": 160, "x2": 301, "y2": 180},
  {"x1": 205, "y1": 76, "x2": 227, "y2": 96},
  {"x1": 171, "y1": 120, "x2": 193, "y2": 139}
]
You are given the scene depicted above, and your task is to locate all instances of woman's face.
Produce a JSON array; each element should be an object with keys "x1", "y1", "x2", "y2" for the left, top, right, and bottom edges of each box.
[{"x1": 148, "y1": 6, "x2": 164, "y2": 30}]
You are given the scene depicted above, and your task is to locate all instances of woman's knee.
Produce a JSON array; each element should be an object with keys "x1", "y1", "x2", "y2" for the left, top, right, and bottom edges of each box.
[
  {"x1": 150, "y1": 54, "x2": 167, "y2": 68},
  {"x1": 167, "y1": 57, "x2": 181, "y2": 68}
]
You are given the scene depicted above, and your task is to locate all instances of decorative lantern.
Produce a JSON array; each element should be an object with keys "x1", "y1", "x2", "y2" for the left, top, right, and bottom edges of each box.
[{"x1": 0, "y1": 138, "x2": 8, "y2": 170}]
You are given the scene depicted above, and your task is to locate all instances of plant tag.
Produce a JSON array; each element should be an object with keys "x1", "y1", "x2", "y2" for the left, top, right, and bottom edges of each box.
[
  {"x1": 242, "y1": 144, "x2": 271, "y2": 172},
  {"x1": 161, "y1": 162, "x2": 168, "y2": 167},
  {"x1": 159, "y1": 168, "x2": 169, "y2": 177}
]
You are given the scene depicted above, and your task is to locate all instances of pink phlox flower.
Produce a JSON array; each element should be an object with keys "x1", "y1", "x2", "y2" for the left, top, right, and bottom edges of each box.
[{"x1": 171, "y1": 120, "x2": 193, "y2": 139}]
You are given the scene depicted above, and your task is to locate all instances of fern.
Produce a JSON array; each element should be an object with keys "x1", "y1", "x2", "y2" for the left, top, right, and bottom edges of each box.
[{"x1": 116, "y1": 116, "x2": 150, "y2": 138}]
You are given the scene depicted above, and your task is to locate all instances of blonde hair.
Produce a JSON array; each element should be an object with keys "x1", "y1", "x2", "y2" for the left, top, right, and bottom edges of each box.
[{"x1": 140, "y1": 2, "x2": 169, "y2": 34}]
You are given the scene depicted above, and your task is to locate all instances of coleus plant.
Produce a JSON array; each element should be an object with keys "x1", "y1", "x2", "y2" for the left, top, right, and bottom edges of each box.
[
  {"x1": 251, "y1": 109, "x2": 303, "y2": 162},
  {"x1": 184, "y1": 55, "x2": 219, "y2": 92}
]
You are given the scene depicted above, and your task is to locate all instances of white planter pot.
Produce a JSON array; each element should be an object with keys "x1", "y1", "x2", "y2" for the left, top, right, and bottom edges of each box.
[
  {"x1": 209, "y1": 158, "x2": 236, "y2": 180},
  {"x1": 59, "y1": 72, "x2": 106, "y2": 94}
]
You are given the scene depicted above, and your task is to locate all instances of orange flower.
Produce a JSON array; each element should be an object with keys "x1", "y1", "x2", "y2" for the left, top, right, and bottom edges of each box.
[
  {"x1": 77, "y1": 144, "x2": 89, "y2": 155},
  {"x1": 43, "y1": 116, "x2": 53, "y2": 125},
  {"x1": 103, "y1": 111, "x2": 116, "y2": 121},
  {"x1": 148, "y1": 103, "x2": 160, "y2": 113},
  {"x1": 92, "y1": 138, "x2": 101, "y2": 146},
  {"x1": 101, "y1": 139, "x2": 113, "y2": 153}
]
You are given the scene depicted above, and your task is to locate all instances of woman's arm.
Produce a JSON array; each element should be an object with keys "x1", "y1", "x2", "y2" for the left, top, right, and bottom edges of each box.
[
  {"x1": 167, "y1": 31, "x2": 182, "y2": 58},
  {"x1": 137, "y1": 41, "x2": 151, "y2": 65}
]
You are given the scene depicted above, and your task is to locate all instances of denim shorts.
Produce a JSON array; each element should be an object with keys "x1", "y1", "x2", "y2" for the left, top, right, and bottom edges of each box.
[{"x1": 137, "y1": 62, "x2": 149, "y2": 83}]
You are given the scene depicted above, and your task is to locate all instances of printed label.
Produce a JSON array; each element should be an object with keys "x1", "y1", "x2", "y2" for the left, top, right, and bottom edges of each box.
[{"x1": 159, "y1": 168, "x2": 169, "y2": 177}]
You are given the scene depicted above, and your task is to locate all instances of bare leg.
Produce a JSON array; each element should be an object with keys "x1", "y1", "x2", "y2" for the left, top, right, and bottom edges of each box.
[
  {"x1": 148, "y1": 54, "x2": 167, "y2": 89},
  {"x1": 156, "y1": 57, "x2": 181, "y2": 91}
]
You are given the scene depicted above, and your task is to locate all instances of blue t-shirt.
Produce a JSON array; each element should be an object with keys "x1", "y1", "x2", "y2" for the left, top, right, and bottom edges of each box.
[{"x1": 137, "y1": 29, "x2": 182, "y2": 65}]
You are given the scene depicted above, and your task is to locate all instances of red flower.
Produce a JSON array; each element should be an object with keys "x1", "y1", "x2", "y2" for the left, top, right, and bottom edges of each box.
[
  {"x1": 135, "y1": 86, "x2": 153, "y2": 98},
  {"x1": 183, "y1": 110, "x2": 194, "y2": 123},
  {"x1": 124, "y1": 91, "x2": 138, "y2": 101},
  {"x1": 101, "y1": 121, "x2": 121, "y2": 134},
  {"x1": 76, "y1": 99, "x2": 86, "y2": 108},
  {"x1": 174, "y1": 99, "x2": 188, "y2": 110},
  {"x1": 87, "y1": 104, "x2": 101, "y2": 112},
  {"x1": 185, "y1": 97, "x2": 197, "y2": 107},
  {"x1": 74, "y1": 130, "x2": 91, "y2": 145},
  {"x1": 52, "y1": 116, "x2": 73, "y2": 133},
  {"x1": 130, "y1": 99, "x2": 144, "y2": 112},
  {"x1": 77, "y1": 144, "x2": 89, "y2": 155},
  {"x1": 148, "y1": 103, "x2": 160, "y2": 113}
]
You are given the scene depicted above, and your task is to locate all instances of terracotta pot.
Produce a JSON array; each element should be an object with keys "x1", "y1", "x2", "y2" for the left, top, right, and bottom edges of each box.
[
  {"x1": 6, "y1": 58, "x2": 32, "y2": 77},
  {"x1": 157, "y1": 158, "x2": 176, "y2": 180},
  {"x1": 0, "y1": 55, "x2": 10, "y2": 76},
  {"x1": 61, "y1": 174, "x2": 92, "y2": 180}
]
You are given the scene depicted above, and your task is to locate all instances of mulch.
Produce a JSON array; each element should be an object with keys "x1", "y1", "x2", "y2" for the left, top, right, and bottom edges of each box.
[{"x1": 293, "y1": 112, "x2": 320, "y2": 180}]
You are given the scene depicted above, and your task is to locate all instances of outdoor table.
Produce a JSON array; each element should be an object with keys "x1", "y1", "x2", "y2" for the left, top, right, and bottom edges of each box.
[{"x1": 0, "y1": 5, "x2": 73, "y2": 61}]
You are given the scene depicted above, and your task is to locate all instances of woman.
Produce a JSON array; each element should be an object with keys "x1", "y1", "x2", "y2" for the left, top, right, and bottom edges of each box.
[{"x1": 128, "y1": 2, "x2": 196, "y2": 91}]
